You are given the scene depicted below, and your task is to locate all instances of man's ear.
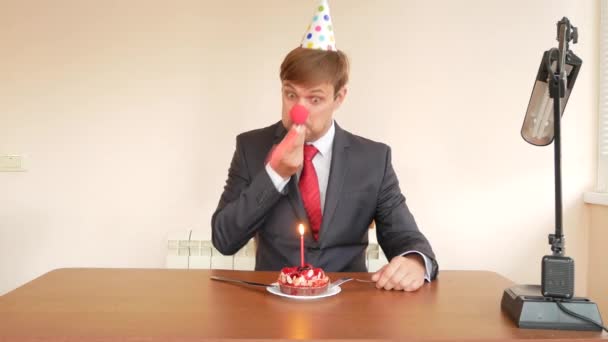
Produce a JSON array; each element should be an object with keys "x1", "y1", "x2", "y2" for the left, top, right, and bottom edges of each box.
[{"x1": 334, "y1": 87, "x2": 348, "y2": 108}]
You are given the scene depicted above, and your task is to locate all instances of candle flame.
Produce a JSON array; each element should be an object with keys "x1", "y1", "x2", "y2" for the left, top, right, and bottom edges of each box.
[{"x1": 298, "y1": 224, "x2": 305, "y2": 235}]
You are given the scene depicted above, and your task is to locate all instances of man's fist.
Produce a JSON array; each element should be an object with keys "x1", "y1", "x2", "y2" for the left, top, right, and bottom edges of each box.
[
  {"x1": 268, "y1": 125, "x2": 306, "y2": 179},
  {"x1": 371, "y1": 254, "x2": 426, "y2": 292}
]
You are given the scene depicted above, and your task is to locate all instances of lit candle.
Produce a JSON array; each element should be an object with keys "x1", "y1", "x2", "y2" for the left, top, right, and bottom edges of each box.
[{"x1": 298, "y1": 223, "x2": 305, "y2": 267}]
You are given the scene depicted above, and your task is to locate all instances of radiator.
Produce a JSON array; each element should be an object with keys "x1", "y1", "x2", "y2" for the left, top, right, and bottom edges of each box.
[{"x1": 166, "y1": 231, "x2": 388, "y2": 271}]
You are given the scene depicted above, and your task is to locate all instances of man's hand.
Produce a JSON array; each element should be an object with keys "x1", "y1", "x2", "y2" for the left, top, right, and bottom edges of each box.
[
  {"x1": 371, "y1": 254, "x2": 426, "y2": 291},
  {"x1": 268, "y1": 125, "x2": 306, "y2": 179}
]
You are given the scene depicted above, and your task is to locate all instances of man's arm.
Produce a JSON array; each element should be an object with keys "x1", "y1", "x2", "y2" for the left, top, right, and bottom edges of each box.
[
  {"x1": 374, "y1": 146, "x2": 439, "y2": 281},
  {"x1": 211, "y1": 136, "x2": 285, "y2": 255},
  {"x1": 212, "y1": 125, "x2": 305, "y2": 255}
]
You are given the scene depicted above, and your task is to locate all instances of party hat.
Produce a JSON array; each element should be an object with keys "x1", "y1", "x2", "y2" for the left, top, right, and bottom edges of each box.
[{"x1": 300, "y1": 0, "x2": 336, "y2": 51}]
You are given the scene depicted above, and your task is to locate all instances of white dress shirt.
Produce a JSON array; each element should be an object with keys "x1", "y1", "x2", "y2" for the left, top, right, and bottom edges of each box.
[{"x1": 265, "y1": 121, "x2": 431, "y2": 281}]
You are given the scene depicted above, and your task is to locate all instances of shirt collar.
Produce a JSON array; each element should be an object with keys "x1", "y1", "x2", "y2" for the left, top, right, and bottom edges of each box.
[{"x1": 307, "y1": 120, "x2": 335, "y2": 157}]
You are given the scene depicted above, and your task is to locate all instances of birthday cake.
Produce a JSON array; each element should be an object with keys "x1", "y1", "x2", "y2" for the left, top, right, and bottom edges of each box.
[{"x1": 278, "y1": 264, "x2": 330, "y2": 296}]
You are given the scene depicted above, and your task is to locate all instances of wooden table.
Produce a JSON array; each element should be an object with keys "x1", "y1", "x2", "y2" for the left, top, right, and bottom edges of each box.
[{"x1": 0, "y1": 268, "x2": 605, "y2": 341}]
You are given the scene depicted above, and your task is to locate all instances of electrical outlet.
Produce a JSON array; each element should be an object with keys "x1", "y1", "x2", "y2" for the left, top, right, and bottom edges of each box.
[{"x1": 0, "y1": 155, "x2": 26, "y2": 172}]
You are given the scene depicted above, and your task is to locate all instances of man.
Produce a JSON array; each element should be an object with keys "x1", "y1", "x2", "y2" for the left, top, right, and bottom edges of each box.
[{"x1": 212, "y1": 0, "x2": 437, "y2": 291}]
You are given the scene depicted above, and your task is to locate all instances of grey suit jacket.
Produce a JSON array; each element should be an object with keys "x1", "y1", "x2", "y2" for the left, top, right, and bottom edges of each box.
[{"x1": 212, "y1": 121, "x2": 438, "y2": 279}]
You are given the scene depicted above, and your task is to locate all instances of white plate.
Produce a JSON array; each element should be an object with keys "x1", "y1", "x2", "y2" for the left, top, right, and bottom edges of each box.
[{"x1": 266, "y1": 283, "x2": 341, "y2": 300}]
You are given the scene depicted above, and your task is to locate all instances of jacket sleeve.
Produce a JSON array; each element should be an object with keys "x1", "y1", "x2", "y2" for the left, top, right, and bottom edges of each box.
[
  {"x1": 374, "y1": 147, "x2": 439, "y2": 280},
  {"x1": 211, "y1": 135, "x2": 286, "y2": 255}
]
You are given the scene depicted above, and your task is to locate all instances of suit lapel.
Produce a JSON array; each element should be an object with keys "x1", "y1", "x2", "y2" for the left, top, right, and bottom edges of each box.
[
  {"x1": 319, "y1": 123, "x2": 350, "y2": 242},
  {"x1": 287, "y1": 178, "x2": 308, "y2": 225},
  {"x1": 273, "y1": 121, "x2": 350, "y2": 246}
]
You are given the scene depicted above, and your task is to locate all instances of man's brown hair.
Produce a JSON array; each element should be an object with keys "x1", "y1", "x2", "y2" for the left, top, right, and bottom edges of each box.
[{"x1": 280, "y1": 47, "x2": 349, "y2": 97}]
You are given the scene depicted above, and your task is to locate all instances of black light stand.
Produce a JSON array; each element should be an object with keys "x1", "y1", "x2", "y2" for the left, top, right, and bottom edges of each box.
[{"x1": 501, "y1": 17, "x2": 605, "y2": 332}]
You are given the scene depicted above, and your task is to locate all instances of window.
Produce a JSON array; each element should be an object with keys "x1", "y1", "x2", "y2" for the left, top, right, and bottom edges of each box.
[{"x1": 584, "y1": 0, "x2": 608, "y2": 205}]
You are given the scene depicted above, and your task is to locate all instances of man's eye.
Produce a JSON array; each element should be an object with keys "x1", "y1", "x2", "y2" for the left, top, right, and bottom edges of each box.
[
  {"x1": 311, "y1": 97, "x2": 322, "y2": 104},
  {"x1": 286, "y1": 92, "x2": 296, "y2": 99}
]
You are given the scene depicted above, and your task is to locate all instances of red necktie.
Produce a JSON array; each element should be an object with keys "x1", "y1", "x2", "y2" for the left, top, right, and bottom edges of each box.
[{"x1": 299, "y1": 145, "x2": 322, "y2": 240}]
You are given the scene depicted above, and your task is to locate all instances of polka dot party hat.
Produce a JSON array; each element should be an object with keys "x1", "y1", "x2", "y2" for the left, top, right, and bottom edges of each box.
[{"x1": 300, "y1": 0, "x2": 336, "y2": 51}]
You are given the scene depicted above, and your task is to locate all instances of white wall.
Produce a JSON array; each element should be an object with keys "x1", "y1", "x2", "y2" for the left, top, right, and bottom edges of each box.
[
  {"x1": 588, "y1": 204, "x2": 608, "y2": 317},
  {"x1": 0, "y1": 0, "x2": 599, "y2": 295}
]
